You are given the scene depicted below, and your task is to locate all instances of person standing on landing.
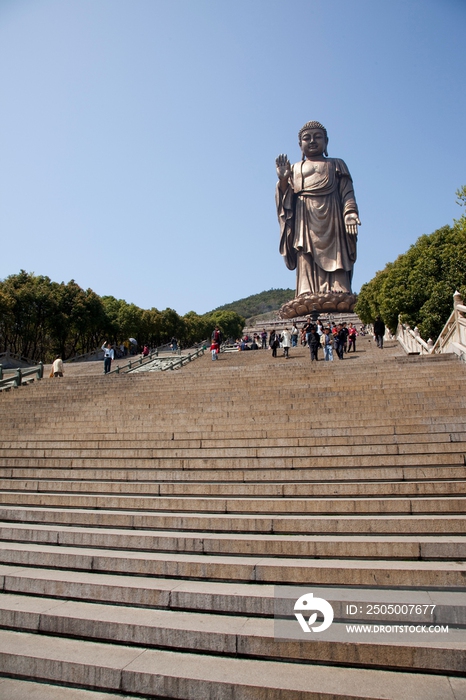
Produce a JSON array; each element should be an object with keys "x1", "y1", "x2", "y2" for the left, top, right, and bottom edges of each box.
[
  {"x1": 102, "y1": 342, "x2": 114, "y2": 374},
  {"x1": 348, "y1": 323, "x2": 357, "y2": 352},
  {"x1": 281, "y1": 328, "x2": 291, "y2": 358},
  {"x1": 308, "y1": 327, "x2": 320, "y2": 362},
  {"x1": 322, "y1": 328, "x2": 334, "y2": 361}
]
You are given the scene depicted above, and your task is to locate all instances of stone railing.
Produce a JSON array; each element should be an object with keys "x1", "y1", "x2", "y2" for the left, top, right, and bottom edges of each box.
[
  {"x1": 431, "y1": 291, "x2": 466, "y2": 361},
  {"x1": 111, "y1": 342, "x2": 208, "y2": 375},
  {"x1": 108, "y1": 348, "x2": 160, "y2": 375},
  {"x1": 0, "y1": 362, "x2": 44, "y2": 391},
  {"x1": 396, "y1": 291, "x2": 466, "y2": 361},
  {"x1": 160, "y1": 346, "x2": 205, "y2": 371},
  {"x1": 65, "y1": 347, "x2": 102, "y2": 363},
  {"x1": 396, "y1": 323, "x2": 433, "y2": 355},
  {"x1": 0, "y1": 350, "x2": 35, "y2": 369},
  {"x1": 124, "y1": 345, "x2": 206, "y2": 374}
]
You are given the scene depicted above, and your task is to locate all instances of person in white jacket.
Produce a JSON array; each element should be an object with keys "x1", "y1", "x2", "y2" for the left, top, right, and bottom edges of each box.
[
  {"x1": 52, "y1": 356, "x2": 64, "y2": 377},
  {"x1": 281, "y1": 328, "x2": 291, "y2": 359}
]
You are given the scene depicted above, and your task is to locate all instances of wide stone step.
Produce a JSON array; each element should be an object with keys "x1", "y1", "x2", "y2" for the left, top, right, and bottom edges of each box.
[
  {"x1": 2, "y1": 565, "x2": 465, "y2": 624},
  {"x1": 4, "y1": 421, "x2": 466, "y2": 441},
  {"x1": 9, "y1": 374, "x2": 465, "y2": 388},
  {"x1": 1, "y1": 491, "x2": 466, "y2": 514},
  {"x1": 3, "y1": 430, "x2": 466, "y2": 448},
  {"x1": 2, "y1": 505, "x2": 466, "y2": 534},
  {"x1": 0, "y1": 592, "x2": 463, "y2": 674},
  {"x1": 3, "y1": 427, "x2": 466, "y2": 446},
  {"x1": 0, "y1": 629, "x2": 461, "y2": 700},
  {"x1": 4, "y1": 410, "x2": 465, "y2": 430},
  {"x1": 0, "y1": 541, "x2": 465, "y2": 587},
  {"x1": 2, "y1": 522, "x2": 465, "y2": 559},
  {"x1": 1, "y1": 478, "x2": 465, "y2": 498},
  {"x1": 1, "y1": 451, "x2": 464, "y2": 469},
  {"x1": 5, "y1": 408, "x2": 463, "y2": 423},
  {"x1": 2, "y1": 465, "x2": 465, "y2": 483},
  {"x1": 1, "y1": 439, "x2": 465, "y2": 458}
]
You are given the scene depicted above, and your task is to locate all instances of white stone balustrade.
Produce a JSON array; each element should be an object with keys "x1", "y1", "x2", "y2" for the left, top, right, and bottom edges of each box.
[{"x1": 396, "y1": 291, "x2": 466, "y2": 361}]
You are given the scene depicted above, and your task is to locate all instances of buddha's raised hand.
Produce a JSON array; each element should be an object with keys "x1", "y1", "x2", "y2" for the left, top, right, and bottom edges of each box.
[
  {"x1": 276, "y1": 154, "x2": 291, "y2": 181},
  {"x1": 344, "y1": 212, "x2": 361, "y2": 235}
]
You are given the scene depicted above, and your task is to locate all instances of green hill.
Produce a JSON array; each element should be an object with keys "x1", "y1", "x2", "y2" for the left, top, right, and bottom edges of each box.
[{"x1": 211, "y1": 288, "x2": 294, "y2": 321}]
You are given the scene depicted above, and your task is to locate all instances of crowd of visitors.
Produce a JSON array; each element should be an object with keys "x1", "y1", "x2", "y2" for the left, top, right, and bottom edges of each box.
[
  {"x1": 230, "y1": 319, "x2": 370, "y2": 362},
  {"x1": 49, "y1": 319, "x2": 378, "y2": 377}
]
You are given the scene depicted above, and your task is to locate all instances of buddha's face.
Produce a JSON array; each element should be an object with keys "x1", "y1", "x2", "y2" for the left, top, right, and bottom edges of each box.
[{"x1": 299, "y1": 129, "x2": 328, "y2": 158}]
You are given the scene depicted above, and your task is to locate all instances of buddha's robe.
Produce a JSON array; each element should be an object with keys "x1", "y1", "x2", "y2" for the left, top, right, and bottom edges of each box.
[{"x1": 276, "y1": 157, "x2": 358, "y2": 295}]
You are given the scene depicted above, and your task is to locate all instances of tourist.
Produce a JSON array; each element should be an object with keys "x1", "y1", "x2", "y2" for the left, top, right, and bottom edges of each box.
[
  {"x1": 333, "y1": 324, "x2": 345, "y2": 360},
  {"x1": 52, "y1": 355, "x2": 64, "y2": 377},
  {"x1": 303, "y1": 316, "x2": 313, "y2": 346},
  {"x1": 281, "y1": 328, "x2": 291, "y2": 358},
  {"x1": 101, "y1": 342, "x2": 114, "y2": 374},
  {"x1": 211, "y1": 327, "x2": 222, "y2": 346},
  {"x1": 341, "y1": 322, "x2": 349, "y2": 353},
  {"x1": 348, "y1": 324, "x2": 357, "y2": 352},
  {"x1": 260, "y1": 330, "x2": 267, "y2": 349},
  {"x1": 269, "y1": 330, "x2": 279, "y2": 358},
  {"x1": 322, "y1": 328, "x2": 334, "y2": 361},
  {"x1": 374, "y1": 317, "x2": 385, "y2": 349},
  {"x1": 291, "y1": 324, "x2": 299, "y2": 347},
  {"x1": 210, "y1": 339, "x2": 219, "y2": 360},
  {"x1": 308, "y1": 327, "x2": 320, "y2": 362}
]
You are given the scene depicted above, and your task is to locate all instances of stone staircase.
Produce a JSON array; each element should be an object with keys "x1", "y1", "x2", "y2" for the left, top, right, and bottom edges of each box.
[{"x1": 0, "y1": 337, "x2": 465, "y2": 699}]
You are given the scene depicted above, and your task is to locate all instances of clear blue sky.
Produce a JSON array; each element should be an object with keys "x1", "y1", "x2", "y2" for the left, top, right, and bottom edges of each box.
[{"x1": 1, "y1": 0, "x2": 465, "y2": 315}]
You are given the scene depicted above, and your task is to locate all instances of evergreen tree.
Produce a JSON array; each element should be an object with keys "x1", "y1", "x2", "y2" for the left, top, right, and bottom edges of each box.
[{"x1": 355, "y1": 195, "x2": 466, "y2": 341}]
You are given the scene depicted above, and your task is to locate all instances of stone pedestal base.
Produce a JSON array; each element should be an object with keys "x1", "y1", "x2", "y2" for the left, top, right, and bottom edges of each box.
[{"x1": 279, "y1": 292, "x2": 357, "y2": 320}]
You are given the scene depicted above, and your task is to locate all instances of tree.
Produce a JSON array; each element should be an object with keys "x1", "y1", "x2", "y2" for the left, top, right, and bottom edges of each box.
[
  {"x1": 204, "y1": 310, "x2": 245, "y2": 342},
  {"x1": 456, "y1": 185, "x2": 466, "y2": 208},
  {"x1": 0, "y1": 271, "x2": 246, "y2": 360},
  {"x1": 355, "y1": 194, "x2": 466, "y2": 341},
  {"x1": 181, "y1": 312, "x2": 210, "y2": 347},
  {"x1": 0, "y1": 271, "x2": 55, "y2": 360},
  {"x1": 212, "y1": 288, "x2": 294, "y2": 320}
]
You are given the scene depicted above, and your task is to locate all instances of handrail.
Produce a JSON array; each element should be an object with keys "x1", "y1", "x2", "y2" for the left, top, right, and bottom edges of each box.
[
  {"x1": 111, "y1": 340, "x2": 208, "y2": 375},
  {"x1": 160, "y1": 346, "x2": 205, "y2": 371},
  {"x1": 108, "y1": 348, "x2": 160, "y2": 375},
  {"x1": 396, "y1": 322, "x2": 432, "y2": 355},
  {"x1": 0, "y1": 362, "x2": 44, "y2": 391},
  {"x1": 65, "y1": 347, "x2": 102, "y2": 363},
  {"x1": 396, "y1": 291, "x2": 466, "y2": 361},
  {"x1": 0, "y1": 350, "x2": 36, "y2": 366}
]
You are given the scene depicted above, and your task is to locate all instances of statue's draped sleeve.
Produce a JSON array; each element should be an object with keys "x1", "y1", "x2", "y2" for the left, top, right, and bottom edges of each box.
[
  {"x1": 276, "y1": 179, "x2": 297, "y2": 270},
  {"x1": 335, "y1": 158, "x2": 358, "y2": 265}
]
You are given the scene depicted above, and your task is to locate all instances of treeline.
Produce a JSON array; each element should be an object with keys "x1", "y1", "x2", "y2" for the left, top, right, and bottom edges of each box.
[
  {"x1": 0, "y1": 271, "x2": 245, "y2": 362},
  {"x1": 355, "y1": 203, "x2": 466, "y2": 341},
  {"x1": 213, "y1": 288, "x2": 294, "y2": 320}
]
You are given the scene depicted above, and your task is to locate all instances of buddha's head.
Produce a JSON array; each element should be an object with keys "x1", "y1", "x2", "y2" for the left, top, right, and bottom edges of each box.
[{"x1": 298, "y1": 120, "x2": 328, "y2": 159}]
